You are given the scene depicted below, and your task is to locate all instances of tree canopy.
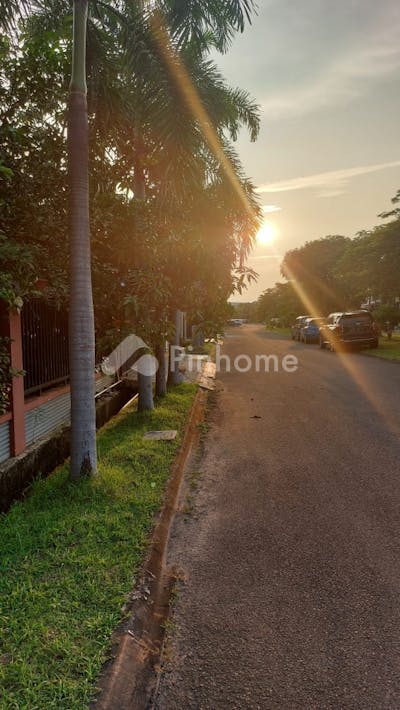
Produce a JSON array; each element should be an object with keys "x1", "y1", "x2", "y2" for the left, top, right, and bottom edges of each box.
[
  {"x1": 0, "y1": 0, "x2": 261, "y2": 328},
  {"x1": 0, "y1": 0, "x2": 261, "y2": 414}
]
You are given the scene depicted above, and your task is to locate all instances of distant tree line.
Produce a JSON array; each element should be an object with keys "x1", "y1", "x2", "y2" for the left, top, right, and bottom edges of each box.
[{"x1": 257, "y1": 191, "x2": 400, "y2": 329}]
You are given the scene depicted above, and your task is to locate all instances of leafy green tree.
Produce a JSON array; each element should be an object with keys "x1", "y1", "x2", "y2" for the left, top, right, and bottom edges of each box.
[
  {"x1": 257, "y1": 282, "x2": 302, "y2": 327},
  {"x1": 281, "y1": 235, "x2": 350, "y2": 315},
  {"x1": 335, "y1": 194, "x2": 400, "y2": 308},
  {"x1": 379, "y1": 189, "x2": 400, "y2": 220},
  {"x1": 0, "y1": 30, "x2": 69, "y2": 297},
  {"x1": 231, "y1": 301, "x2": 259, "y2": 322},
  {"x1": 372, "y1": 305, "x2": 400, "y2": 334}
]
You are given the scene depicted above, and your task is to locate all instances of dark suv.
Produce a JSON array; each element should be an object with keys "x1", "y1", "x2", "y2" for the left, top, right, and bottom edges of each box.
[{"x1": 319, "y1": 311, "x2": 379, "y2": 351}]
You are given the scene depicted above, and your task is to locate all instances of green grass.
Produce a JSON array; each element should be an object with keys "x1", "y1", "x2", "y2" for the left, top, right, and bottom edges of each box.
[
  {"x1": 0, "y1": 384, "x2": 197, "y2": 710},
  {"x1": 186, "y1": 341, "x2": 215, "y2": 356},
  {"x1": 364, "y1": 334, "x2": 400, "y2": 361}
]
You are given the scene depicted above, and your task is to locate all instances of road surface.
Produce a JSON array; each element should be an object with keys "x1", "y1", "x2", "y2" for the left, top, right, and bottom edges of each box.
[{"x1": 156, "y1": 325, "x2": 400, "y2": 709}]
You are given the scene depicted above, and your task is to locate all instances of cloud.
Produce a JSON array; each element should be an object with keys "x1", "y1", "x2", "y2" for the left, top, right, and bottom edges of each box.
[
  {"x1": 317, "y1": 189, "x2": 347, "y2": 199},
  {"x1": 257, "y1": 160, "x2": 400, "y2": 196},
  {"x1": 262, "y1": 204, "x2": 282, "y2": 213},
  {"x1": 260, "y1": 11, "x2": 400, "y2": 119}
]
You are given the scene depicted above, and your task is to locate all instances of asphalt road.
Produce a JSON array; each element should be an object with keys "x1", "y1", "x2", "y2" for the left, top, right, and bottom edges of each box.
[{"x1": 156, "y1": 325, "x2": 400, "y2": 710}]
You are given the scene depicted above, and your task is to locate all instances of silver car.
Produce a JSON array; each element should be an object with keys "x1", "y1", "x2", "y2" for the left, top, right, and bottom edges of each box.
[{"x1": 291, "y1": 315, "x2": 310, "y2": 341}]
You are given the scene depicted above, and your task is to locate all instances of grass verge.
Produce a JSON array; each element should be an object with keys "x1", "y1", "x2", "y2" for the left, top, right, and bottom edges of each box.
[
  {"x1": 186, "y1": 340, "x2": 215, "y2": 356},
  {"x1": 364, "y1": 335, "x2": 400, "y2": 362},
  {"x1": 0, "y1": 384, "x2": 197, "y2": 710}
]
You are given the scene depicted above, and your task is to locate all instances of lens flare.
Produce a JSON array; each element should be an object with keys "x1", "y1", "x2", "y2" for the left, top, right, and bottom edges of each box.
[{"x1": 256, "y1": 221, "x2": 277, "y2": 246}]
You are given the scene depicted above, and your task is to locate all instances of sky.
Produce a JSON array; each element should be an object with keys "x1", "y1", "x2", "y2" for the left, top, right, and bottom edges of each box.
[{"x1": 215, "y1": 0, "x2": 400, "y2": 301}]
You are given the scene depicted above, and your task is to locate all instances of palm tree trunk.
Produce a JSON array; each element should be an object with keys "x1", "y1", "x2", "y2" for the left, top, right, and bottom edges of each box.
[
  {"x1": 168, "y1": 308, "x2": 182, "y2": 386},
  {"x1": 134, "y1": 150, "x2": 154, "y2": 411},
  {"x1": 155, "y1": 339, "x2": 167, "y2": 396},
  {"x1": 68, "y1": 0, "x2": 97, "y2": 479}
]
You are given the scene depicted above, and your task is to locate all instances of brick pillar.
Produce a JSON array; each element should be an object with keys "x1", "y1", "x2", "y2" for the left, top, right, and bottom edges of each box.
[{"x1": 0, "y1": 304, "x2": 25, "y2": 456}]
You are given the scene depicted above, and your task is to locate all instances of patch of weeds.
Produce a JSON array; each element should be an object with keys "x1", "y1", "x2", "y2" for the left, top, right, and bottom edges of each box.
[
  {"x1": 181, "y1": 495, "x2": 195, "y2": 520},
  {"x1": 169, "y1": 585, "x2": 179, "y2": 608},
  {"x1": 189, "y1": 469, "x2": 201, "y2": 492},
  {"x1": 161, "y1": 617, "x2": 176, "y2": 634},
  {"x1": 197, "y1": 421, "x2": 209, "y2": 448}
]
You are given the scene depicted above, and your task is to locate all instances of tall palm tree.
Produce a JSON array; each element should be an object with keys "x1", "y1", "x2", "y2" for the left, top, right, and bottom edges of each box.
[{"x1": 68, "y1": 0, "x2": 97, "y2": 478}]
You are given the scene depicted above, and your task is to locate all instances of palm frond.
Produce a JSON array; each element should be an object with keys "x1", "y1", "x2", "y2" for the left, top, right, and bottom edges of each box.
[
  {"x1": 161, "y1": 0, "x2": 258, "y2": 53},
  {"x1": 0, "y1": 0, "x2": 35, "y2": 33}
]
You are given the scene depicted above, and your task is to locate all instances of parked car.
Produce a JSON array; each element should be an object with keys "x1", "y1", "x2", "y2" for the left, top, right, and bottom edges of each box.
[
  {"x1": 319, "y1": 310, "x2": 379, "y2": 350},
  {"x1": 300, "y1": 317, "x2": 325, "y2": 344},
  {"x1": 291, "y1": 315, "x2": 310, "y2": 340}
]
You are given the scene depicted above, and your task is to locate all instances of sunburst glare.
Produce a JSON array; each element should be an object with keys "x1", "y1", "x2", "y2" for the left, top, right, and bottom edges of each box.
[{"x1": 256, "y1": 221, "x2": 278, "y2": 246}]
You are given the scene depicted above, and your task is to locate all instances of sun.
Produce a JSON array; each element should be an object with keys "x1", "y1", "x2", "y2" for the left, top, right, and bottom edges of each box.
[{"x1": 256, "y1": 221, "x2": 277, "y2": 246}]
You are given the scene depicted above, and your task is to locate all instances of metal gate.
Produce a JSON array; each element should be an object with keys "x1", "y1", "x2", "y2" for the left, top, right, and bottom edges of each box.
[{"x1": 21, "y1": 299, "x2": 69, "y2": 396}]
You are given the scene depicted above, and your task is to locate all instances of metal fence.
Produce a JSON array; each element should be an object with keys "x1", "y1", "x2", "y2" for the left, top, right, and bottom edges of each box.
[{"x1": 21, "y1": 299, "x2": 69, "y2": 396}]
